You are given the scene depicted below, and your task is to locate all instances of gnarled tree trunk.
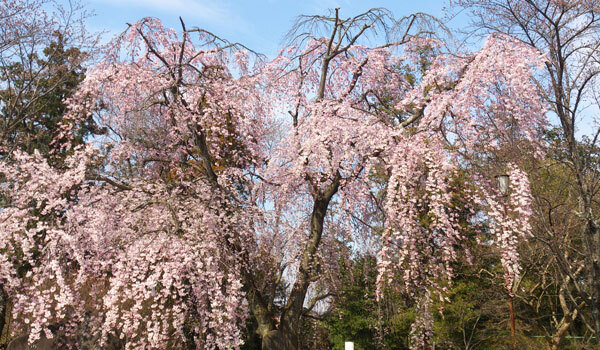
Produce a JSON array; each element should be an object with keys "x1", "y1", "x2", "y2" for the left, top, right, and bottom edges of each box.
[{"x1": 249, "y1": 178, "x2": 340, "y2": 350}]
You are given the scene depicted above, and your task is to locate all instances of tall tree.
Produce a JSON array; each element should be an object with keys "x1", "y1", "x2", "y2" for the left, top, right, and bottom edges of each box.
[
  {"x1": 0, "y1": 0, "x2": 99, "y2": 160},
  {"x1": 255, "y1": 8, "x2": 545, "y2": 349},
  {"x1": 0, "y1": 33, "x2": 99, "y2": 163},
  {"x1": 453, "y1": 0, "x2": 600, "y2": 343}
]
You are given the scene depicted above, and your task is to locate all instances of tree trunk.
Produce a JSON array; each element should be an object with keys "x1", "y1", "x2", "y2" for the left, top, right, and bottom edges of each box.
[
  {"x1": 261, "y1": 322, "x2": 297, "y2": 350},
  {"x1": 249, "y1": 176, "x2": 340, "y2": 350},
  {"x1": 570, "y1": 140, "x2": 600, "y2": 341},
  {"x1": 588, "y1": 219, "x2": 600, "y2": 341},
  {"x1": 0, "y1": 286, "x2": 6, "y2": 345}
]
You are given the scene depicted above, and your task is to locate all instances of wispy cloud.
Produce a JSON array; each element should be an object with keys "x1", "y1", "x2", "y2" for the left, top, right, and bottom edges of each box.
[{"x1": 92, "y1": 0, "x2": 247, "y2": 29}]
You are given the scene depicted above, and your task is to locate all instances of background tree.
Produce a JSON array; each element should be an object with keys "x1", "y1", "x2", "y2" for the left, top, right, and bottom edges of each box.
[
  {"x1": 0, "y1": 33, "x2": 100, "y2": 164},
  {"x1": 453, "y1": 0, "x2": 600, "y2": 343},
  {"x1": 0, "y1": 0, "x2": 100, "y2": 161}
]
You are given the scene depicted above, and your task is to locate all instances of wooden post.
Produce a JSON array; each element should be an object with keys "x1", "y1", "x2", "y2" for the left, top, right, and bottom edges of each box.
[{"x1": 509, "y1": 294, "x2": 516, "y2": 350}]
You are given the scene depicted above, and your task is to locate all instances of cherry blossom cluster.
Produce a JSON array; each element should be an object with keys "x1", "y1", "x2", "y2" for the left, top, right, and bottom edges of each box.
[
  {"x1": 471, "y1": 164, "x2": 534, "y2": 294},
  {"x1": 1, "y1": 17, "x2": 264, "y2": 348}
]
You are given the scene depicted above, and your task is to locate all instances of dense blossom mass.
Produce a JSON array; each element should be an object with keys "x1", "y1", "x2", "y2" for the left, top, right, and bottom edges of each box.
[{"x1": 0, "y1": 10, "x2": 547, "y2": 349}]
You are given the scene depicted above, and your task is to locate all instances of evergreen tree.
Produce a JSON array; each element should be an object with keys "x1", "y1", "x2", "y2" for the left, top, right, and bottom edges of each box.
[{"x1": 0, "y1": 32, "x2": 100, "y2": 165}]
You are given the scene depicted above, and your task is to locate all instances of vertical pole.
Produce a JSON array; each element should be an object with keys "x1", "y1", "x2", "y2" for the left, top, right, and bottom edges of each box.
[
  {"x1": 497, "y1": 174, "x2": 516, "y2": 350},
  {"x1": 345, "y1": 341, "x2": 354, "y2": 350},
  {"x1": 509, "y1": 294, "x2": 516, "y2": 350}
]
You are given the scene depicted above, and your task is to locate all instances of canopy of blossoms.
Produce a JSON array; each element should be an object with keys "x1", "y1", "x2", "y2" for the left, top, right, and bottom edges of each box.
[{"x1": 0, "y1": 15, "x2": 546, "y2": 349}]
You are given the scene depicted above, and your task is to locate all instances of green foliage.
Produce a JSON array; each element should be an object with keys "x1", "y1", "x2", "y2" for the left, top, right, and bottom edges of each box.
[
  {"x1": 323, "y1": 255, "x2": 411, "y2": 350},
  {"x1": 0, "y1": 32, "x2": 100, "y2": 165},
  {"x1": 318, "y1": 248, "x2": 517, "y2": 350},
  {"x1": 433, "y1": 264, "x2": 509, "y2": 349}
]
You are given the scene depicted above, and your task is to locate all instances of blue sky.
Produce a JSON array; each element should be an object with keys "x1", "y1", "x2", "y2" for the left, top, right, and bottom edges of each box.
[{"x1": 79, "y1": 0, "x2": 461, "y2": 56}]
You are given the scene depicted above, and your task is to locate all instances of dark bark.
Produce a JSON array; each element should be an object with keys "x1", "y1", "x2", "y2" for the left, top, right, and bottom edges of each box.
[
  {"x1": 0, "y1": 287, "x2": 6, "y2": 345},
  {"x1": 260, "y1": 324, "x2": 296, "y2": 350},
  {"x1": 252, "y1": 175, "x2": 340, "y2": 350}
]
